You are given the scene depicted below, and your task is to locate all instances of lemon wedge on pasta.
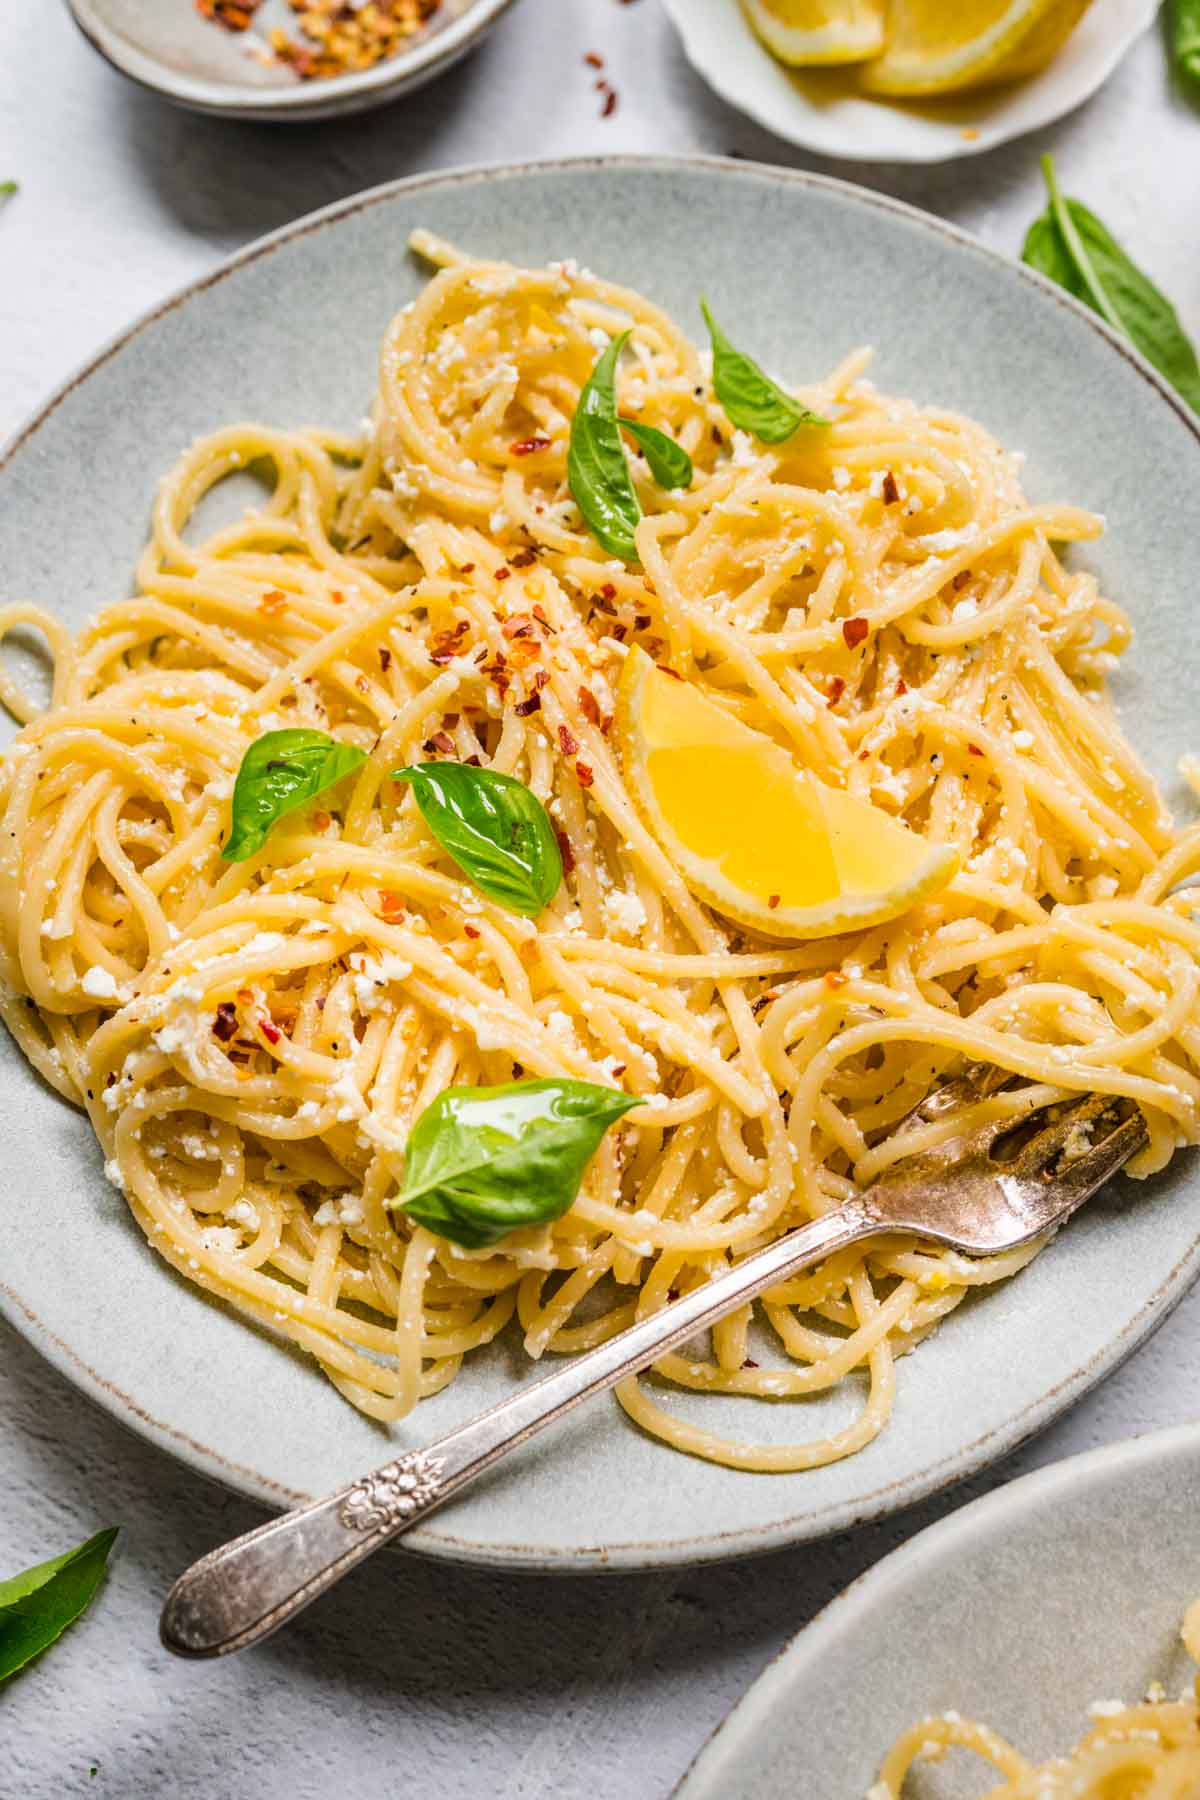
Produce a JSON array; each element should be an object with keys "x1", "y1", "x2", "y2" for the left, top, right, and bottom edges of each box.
[
  {"x1": 616, "y1": 647, "x2": 958, "y2": 940},
  {"x1": 857, "y1": 0, "x2": 1093, "y2": 96},
  {"x1": 740, "y1": 0, "x2": 886, "y2": 65}
]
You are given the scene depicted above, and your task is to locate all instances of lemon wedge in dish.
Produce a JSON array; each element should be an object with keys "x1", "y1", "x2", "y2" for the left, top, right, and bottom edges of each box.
[
  {"x1": 616, "y1": 648, "x2": 958, "y2": 940},
  {"x1": 858, "y1": 0, "x2": 1093, "y2": 96},
  {"x1": 740, "y1": 0, "x2": 886, "y2": 65}
]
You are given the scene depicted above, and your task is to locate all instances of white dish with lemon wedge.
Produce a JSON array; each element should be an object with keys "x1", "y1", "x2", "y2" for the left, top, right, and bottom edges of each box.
[
  {"x1": 662, "y1": 0, "x2": 1159, "y2": 164},
  {"x1": 3, "y1": 157, "x2": 1200, "y2": 1573}
]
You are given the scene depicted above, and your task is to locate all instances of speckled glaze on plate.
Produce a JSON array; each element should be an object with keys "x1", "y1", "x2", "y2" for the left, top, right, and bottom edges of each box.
[
  {"x1": 2, "y1": 157, "x2": 1200, "y2": 1572},
  {"x1": 662, "y1": 0, "x2": 1159, "y2": 165},
  {"x1": 63, "y1": 0, "x2": 518, "y2": 121},
  {"x1": 676, "y1": 1421, "x2": 1200, "y2": 1797}
]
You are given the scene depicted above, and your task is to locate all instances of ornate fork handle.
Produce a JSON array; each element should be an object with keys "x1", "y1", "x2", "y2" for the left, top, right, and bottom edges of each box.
[{"x1": 160, "y1": 1202, "x2": 878, "y2": 1658}]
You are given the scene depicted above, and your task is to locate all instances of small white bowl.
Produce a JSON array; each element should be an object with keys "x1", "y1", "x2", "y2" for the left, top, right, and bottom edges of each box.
[
  {"x1": 64, "y1": 0, "x2": 520, "y2": 122},
  {"x1": 661, "y1": 0, "x2": 1161, "y2": 165}
]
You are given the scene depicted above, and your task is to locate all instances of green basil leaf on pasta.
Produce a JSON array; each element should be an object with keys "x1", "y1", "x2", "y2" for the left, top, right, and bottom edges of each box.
[
  {"x1": 391, "y1": 761, "x2": 562, "y2": 917},
  {"x1": 222, "y1": 729, "x2": 368, "y2": 863},
  {"x1": 700, "y1": 300, "x2": 830, "y2": 443},
  {"x1": 0, "y1": 1528, "x2": 118, "y2": 1685},
  {"x1": 1170, "y1": 0, "x2": 1200, "y2": 84},
  {"x1": 618, "y1": 417, "x2": 694, "y2": 490},
  {"x1": 391, "y1": 1078, "x2": 642, "y2": 1249},
  {"x1": 1022, "y1": 157, "x2": 1200, "y2": 415},
  {"x1": 567, "y1": 330, "x2": 643, "y2": 562}
]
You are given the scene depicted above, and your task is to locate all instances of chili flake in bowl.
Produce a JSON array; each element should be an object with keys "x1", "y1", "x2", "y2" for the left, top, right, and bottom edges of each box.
[{"x1": 66, "y1": 0, "x2": 518, "y2": 120}]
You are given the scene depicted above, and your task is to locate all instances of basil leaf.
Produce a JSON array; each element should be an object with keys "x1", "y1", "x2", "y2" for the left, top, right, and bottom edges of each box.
[
  {"x1": 1171, "y1": 0, "x2": 1200, "y2": 83},
  {"x1": 567, "y1": 330, "x2": 642, "y2": 562},
  {"x1": 0, "y1": 181, "x2": 17, "y2": 198},
  {"x1": 1022, "y1": 157, "x2": 1200, "y2": 415},
  {"x1": 391, "y1": 761, "x2": 562, "y2": 917},
  {"x1": 391, "y1": 1078, "x2": 642, "y2": 1249},
  {"x1": 0, "y1": 1528, "x2": 118, "y2": 1685},
  {"x1": 222, "y1": 729, "x2": 367, "y2": 863},
  {"x1": 700, "y1": 299, "x2": 830, "y2": 444},
  {"x1": 619, "y1": 417, "x2": 694, "y2": 490}
]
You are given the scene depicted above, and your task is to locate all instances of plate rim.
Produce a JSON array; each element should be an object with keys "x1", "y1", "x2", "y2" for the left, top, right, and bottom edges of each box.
[
  {"x1": 3, "y1": 151, "x2": 1200, "y2": 1573},
  {"x1": 62, "y1": 0, "x2": 520, "y2": 120},
  {"x1": 673, "y1": 1416, "x2": 1200, "y2": 1796},
  {"x1": 659, "y1": 0, "x2": 1160, "y2": 166}
]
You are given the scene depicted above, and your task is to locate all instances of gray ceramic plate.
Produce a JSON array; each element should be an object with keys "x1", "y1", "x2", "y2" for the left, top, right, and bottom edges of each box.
[
  {"x1": 676, "y1": 1421, "x2": 1200, "y2": 1797},
  {"x1": 64, "y1": 0, "x2": 518, "y2": 121},
  {"x1": 2, "y1": 157, "x2": 1200, "y2": 1572}
]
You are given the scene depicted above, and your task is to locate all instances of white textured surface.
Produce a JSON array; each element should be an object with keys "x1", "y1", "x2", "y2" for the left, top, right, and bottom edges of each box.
[{"x1": 1, "y1": 4, "x2": 1199, "y2": 1796}]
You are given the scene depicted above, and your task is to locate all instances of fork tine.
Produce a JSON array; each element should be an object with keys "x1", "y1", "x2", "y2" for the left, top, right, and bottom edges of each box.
[
  {"x1": 1000, "y1": 1090, "x2": 1120, "y2": 1178},
  {"x1": 1029, "y1": 1110, "x2": 1149, "y2": 1214},
  {"x1": 896, "y1": 1060, "x2": 1019, "y2": 1131}
]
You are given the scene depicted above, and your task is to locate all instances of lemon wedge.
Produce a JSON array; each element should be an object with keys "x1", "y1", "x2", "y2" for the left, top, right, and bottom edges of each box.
[
  {"x1": 616, "y1": 649, "x2": 958, "y2": 940},
  {"x1": 858, "y1": 0, "x2": 1093, "y2": 96},
  {"x1": 740, "y1": 0, "x2": 886, "y2": 65}
]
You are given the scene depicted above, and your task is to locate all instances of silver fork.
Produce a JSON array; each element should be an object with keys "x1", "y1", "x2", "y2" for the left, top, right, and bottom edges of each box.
[{"x1": 159, "y1": 1068, "x2": 1146, "y2": 1659}]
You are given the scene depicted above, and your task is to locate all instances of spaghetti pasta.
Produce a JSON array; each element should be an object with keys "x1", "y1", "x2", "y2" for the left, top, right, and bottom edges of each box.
[
  {"x1": 1, "y1": 235, "x2": 1198, "y2": 1467},
  {"x1": 871, "y1": 1600, "x2": 1200, "y2": 1796}
]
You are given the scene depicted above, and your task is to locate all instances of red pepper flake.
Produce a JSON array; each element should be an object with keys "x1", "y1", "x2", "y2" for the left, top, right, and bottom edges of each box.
[
  {"x1": 858, "y1": 750, "x2": 870, "y2": 761},
  {"x1": 578, "y1": 687, "x2": 601, "y2": 726},
  {"x1": 952, "y1": 569, "x2": 972, "y2": 591},
  {"x1": 511, "y1": 435, "x2": 551, "y2": 457},
  {"x1": 460, "y1": 562, "x2": 476, "y2": 574},
  {"x1": 502, "y1": 615, "x2": 535, "y2": 639},
  {"x1": 656, "y1": 664, "x2": 683, "y2": 682},
  {"x1": 767, "y1": 893, "x2": 780, "y2": 909},
  {"x1": 514, "y1": 693, "x2": 542, "y2": 717},
  {"x1": 429, "y1": 731, "x2": 455, "y2": 755},
  {"x1": 827, "y1": 676, "x2": 846, "y2": 706},
  {"x1": 742, "y1": 1358, "x2": 759, "y2": 1370},
  {"x1": 196, "y1": 0, "x2": 260, "y2": 28},
  {"x1": 634, "y1": 612, "x2": 652, "y2": 631},
  {"x1": 558, "y1": 724, "x2": 579, "y2": 756},
  {"x1": 378, "y1": 647, "x2": 392, "y2": 672},
  {"x1": 611, "y1": 623, "x2": 627, "y2": 642},
  {"x1": 601, "y1": 87, "x2": 618, "y2": 117},
  {"x1": 600, "y1": 583, "x2": 618, "y2": 602},
  {"x1": 311, "y1": 810, "x2": 331, "y2": 832},
  {"x1": 258, "y1": 589, "x2": 288, "y2": 616},
  {"x1": 968, "y1": 743, "x2": 984, "y2": 757},
  {"x1": 511, "y1": 549, "x2": 538, "y2": 569},
  {"x1": 464, "y1": 924, "x2": 481, "y2": 940},
  {"x1": 331, "y1": 590, "x2": 345, "y2": 605},
  {"x1": 711, "y1": 425, "x2": 723, "y2": 445},
  {"x1": 554, "y1": 825, "x2": 575, "y2": 874},
  {"x1": 465, "y1": 754, "x2": 482, "y2": 767},
  {"x1": 825, "y1": 969, "x2": 847, "y2": 988},
  {"x1": 354, "y1": 675, "x2": 370, "y2": 695},
  {"x1": 532, "y1": 669, "x2": 550, "y2": 692},
  {"x1": 601, "y1": 714, "x2": 614, "y2": 734},
  {"x1": 212, "y1": 1002, "x2": 238, "y2": 1042},
  {"x1": 881, "y1": 470, "x2": 900, "y2": 505},
  {"x1": 584, "y1": 49, "x2": 604, "y2": 67},
  {"x1": 842, "y1": 616, "x2": 869, "y2": 650},
  {"x1": 575, "y1": 760, "x2": 594, "y2": 788},
  {"x1": 495, "y1": 566, "x2": 512, "y2": 582},
  {"x1": 895, "y1": 678, "x2": 908, "y2": 695},
  {"x1": 259, "y1": 1019, "x2": 282, "y2": 1046},
  {"x1": 379, "y1": 890, "x2": 406, "y2": 921}
]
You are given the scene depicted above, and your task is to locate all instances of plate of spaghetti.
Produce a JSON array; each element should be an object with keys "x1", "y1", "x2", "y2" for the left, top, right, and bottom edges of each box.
[
  {"x1": 1, "y1": 157, "x2": 1199, "y2": 1569},
  {"x1": 676, "y1": 1422, "x2": 1200, "y2": 1796}
]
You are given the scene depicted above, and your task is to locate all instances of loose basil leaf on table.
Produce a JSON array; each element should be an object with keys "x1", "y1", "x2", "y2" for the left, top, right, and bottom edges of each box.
[
  {"x1": 618, "y1": 417, "x2": 694, "y2": 490},
  {"x1": 1022, "y1": 156, "x2": 1200, "y2": 415},
  {"x1": 700, "y1": 299, "x2": 830, "y2": 443},
  {"x1": 1171, "y1": 0, "x2": 1200, "y2": 83},
  {"x1": 0, "y1": 1528, "x2": 118, "y2": 1685},
  {"x1": 222, "y1": 729, "x2": 368, "y2": 863},
  {"x1": 0, "y1": 181, "x2": 17, "y2": 198},
  {"x1": 391, "y1": 761, "x2": 562, "y2": 917},
  {"x1": 390, "y1": 1078, "x2": 643, "y2": 1249},
  {"x1": 567, "y1": 329, "x2": 643, "y2": 561}
]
